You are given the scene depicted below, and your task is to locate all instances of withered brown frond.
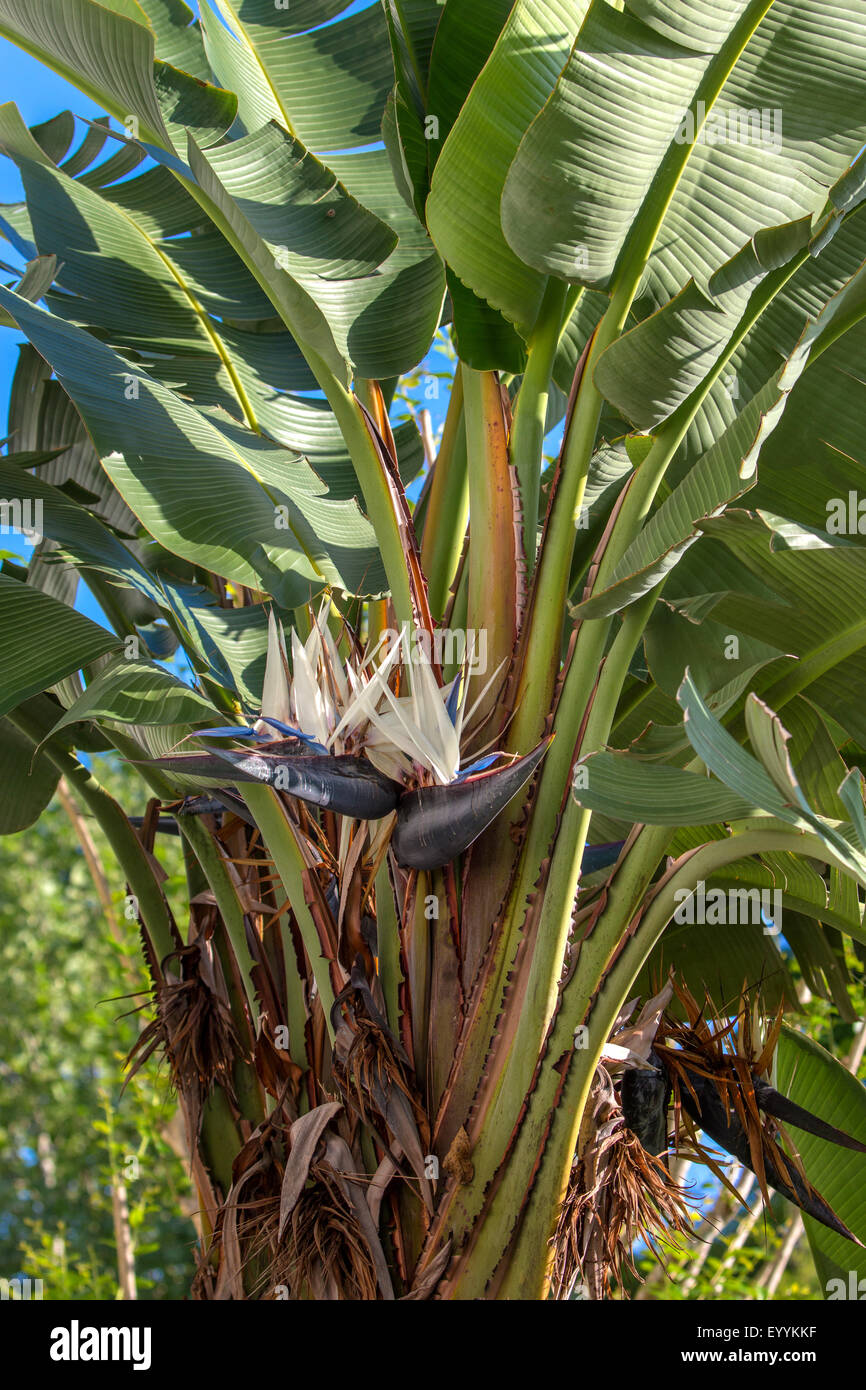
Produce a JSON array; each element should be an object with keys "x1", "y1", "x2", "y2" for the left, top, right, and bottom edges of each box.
[
  {"x1": 273, "y1": 1106, "x2": 394, "y2": 1299},
  {"x1": 331, "y1": 958, "x2": 434, "y2": 1214},
  {"x1": 277, "y1": 1163, "x2": 380, "y2": 1300},
  {"x1": 551, "y1": 1067, "x2": 693, "y2": 1301},
  {"x1": 125, "y1": 943, "x2": 240, "y2": 1146}
]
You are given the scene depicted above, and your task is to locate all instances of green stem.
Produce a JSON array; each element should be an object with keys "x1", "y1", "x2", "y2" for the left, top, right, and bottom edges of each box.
[
  {"x1": 509, "y1": 319, "x2": 618, "y2": 752},
  {"x1": 463, "y1": 366, "x2": 518, "y2": 718},
  {"x1": 240, "y1": 785, "x2": 337, "y2": 1038},
  {"x1": 501, "y1": 592, "x2": 660, "y2": 1094},
  {"x1": 502, "y1": 246, "x2": 812, "y2": 1013},
  {"x1": 497, "y1": 825, "x2": 842, "y2": 1298},
  {"x1": 420, "y1": 365, "x2": 468, "y2": 620},
  {"x1": 444, "y1": 591, "x2": 659, "y2": 1249},
  {"x1": 325, "y1": 380, "x2": 417, "y2": 629},
  {"x1": 510, "y1": 278, "x2": 569, "y2": 568}
]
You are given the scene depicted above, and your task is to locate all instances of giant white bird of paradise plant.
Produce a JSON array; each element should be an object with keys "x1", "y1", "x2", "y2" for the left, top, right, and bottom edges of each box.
[{"x1": 1, "y1": 0, "x2": 866, "y2": 1302}]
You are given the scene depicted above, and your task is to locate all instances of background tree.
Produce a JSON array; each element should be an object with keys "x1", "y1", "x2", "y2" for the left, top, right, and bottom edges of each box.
[{"x1": 0, "y1": 761, "x2": 196, "y2": 1298}]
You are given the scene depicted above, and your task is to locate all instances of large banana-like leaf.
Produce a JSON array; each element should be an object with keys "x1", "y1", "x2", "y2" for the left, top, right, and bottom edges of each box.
[
  {"x1": 708, "y1": 853, "x2": 864, "y2": 943},
  {"x1": 749, "y1": 315, "x2": 866, "y2": 537},
  {"x1": 572, "y1": 754, "x2": 762, "y2": 825},
  {"x1": 571, "y1": 362, "x2": 807, "y2": 620},
  {"x1": 45, "y1": 655, "x2": 218, "y2": 736},
  {"x1": 159, "y1": 581, "x2": 270, "y2": 708},
  {"x1": 776, "y1": 1027, "x2": 866, "y2": 1293},
  {"x1": 576, "y1": 673, "x2": 866, "y2": 890},
  {"x1": 500, "y1": 1, "x2": 714, "y2": 287},
  {"x1": 0, "y1": 109, "x2": 397, "y2": 376},
  {"x1": 593, "y1": 220, "x2": 812, "y2": 430},
  {"x1": 672, "y1": 191, "x2": 866, "y2": 492},
  {"x1": 635, "y1": 916, "x2": 798, "y2": 1015},
  {"x1": 192, "y1": 128, "x2": 444, "y2": 381},
  {"x1": 421, "y1": 0, "x2": 526, "y2": 369},
  {"x1": 0, "y1": 574, "x2": 120, "y2": 716},
  {"x1": 640, "y1": 0, "x2": 866, "y2": 313},
  {"x1": 0, "y1": 286, "x2": 388, "y2": 602},
  {"x1": 678, "y1": 673, "x2": 866, "y2": 884},
  {"x1": 0, "y1": 0, "x2": 236, "y2": 154},
  {"x1": 0, "y1": 713, "x2": 62, "y2": 832},
  {"x1": 132, "y1": 0, "x2": 212, "y2": 81},
  {"x1": 201, "y1": 0, "x2": 393, "y2": 152},
  {"x1": 0, "y1": 454, "x2": 163, "y2": 604},
  {"x1": 673, "y1": 512, "x2": 866, "y2": 746},
  {"x1": 426, "y1": 0, "x2": 589, "y2": 338}
]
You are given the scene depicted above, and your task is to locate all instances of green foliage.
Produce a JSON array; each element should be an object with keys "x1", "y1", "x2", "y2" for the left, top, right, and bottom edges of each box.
[{"x1": 0, "y1": 765, "x2": 195, "y2": 1299}]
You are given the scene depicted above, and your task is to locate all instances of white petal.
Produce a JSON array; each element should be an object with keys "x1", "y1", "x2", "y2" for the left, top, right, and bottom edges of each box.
[
  {"x1": 258, "y1": 609, "x2": 291, "y2": 726},
  {"x1": 291, "y1": 628, "x2": 330, "y2": 745}
]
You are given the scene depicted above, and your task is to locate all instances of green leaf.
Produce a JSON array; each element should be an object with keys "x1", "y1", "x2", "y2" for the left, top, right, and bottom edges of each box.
[
  {"x1": 637, "y1": 917, "x2": 797, "y2": 1018},
  {"x1": 426, "y1": 0, "x2": 589, "y2": 336},
  {"x1": 644, "y1": 600, "x2": 787, "y2": 706},
  {"x1": 445, "y1": 268, "x2": 527, "y2": 374},
  {"x1": 30, "y1": 110, "x2": 76, "y2": 164},
  {"x1": 159, "y1": 580, "x2": 270, "y2": 707},
  {"x1": 190, "y1": 123, "x2": 398, "y2": 282},
  {"x1": 0, "y1": 253, "x2": 56, "y2": 326},
  {"x1": 0, "y1": 574, "x2": 119, "y2": 717},
  {"x1": 46, "y1": 655, "x2": 218, "y2": 735},
  {"x1": 571, "y1": 752, "x2": 760, "y2": 825},
  {"x1": 678, "y1": 671, "x2": 866, "y2": 889},
  {"x1": 381, "y1": 88, "x2": 428, "y2": 222},
  {"x1": 0, "y1": 0, "x2": 173, "y2": 148},
  {"x1": 501, "y1": 3, "x2": 709, "y2": 287},
  {"x1": 695, "y1": 511, "x2": 866, "y2": 746},
  {"x1": 678, "y1": 670, "x2": 810, "y2": 825},
  {"x1": 187, "y1": 129, "x2": 351, "y2": 385},
  {"x1": 426, "y1": 0, "x2": 515, "y2": 160},
  {"x1": 133, "y1": 0, "x2": 212, "y2": 82},
  {"x1": 382, "y1": 0, "x2": 444, "y2": 118},
  {"x1": 641, "y1": 0, "x2": 866, "y2": 319},
  {"x1": 152, "y1": 59, "x2": 238, "y2": 153},
  {"x1": 0, "y1": 713, "x2": 61, "y2": 833},
  {"x1": 10, "y1": 150, "x2": 218, "y2": 358},
  {"x1": 593, "y1": 220, "x2": 811, "y2": 430},
  {"x1": 8, "y1": 344, "x2": 142, "y2": 541},
  {"x1": 629, "y1": 0, "x2": 757, "y2": 54},
  {"x1": 709, "y1": 852, "x2": 864, "y2": 944},
  {"x1": 749, "y1": 317, "x2": 866, "y2": 541},
  {"x1": 201, "y1": 0, "x2": 393, "y2": 152},
  {"x1": 188, "y1": 121, "x2": 445, "y2": 384},
  {"x1": 0, "y1": 287, "x2": 388, "y2": 602},
  {"x1": 776, "y1": 1028, "x2": 866, "y2": 1293},
  {"x1": 0, "y1": 455, "x2": 163, "y2": 606},
  {"x1": 571, "y1": 364, "x2": 805, "y2": 620},
  {"x1": 324, "y1": 148, "x2": 445, "y2": 379},
  {"x1": 781, "y1": 912, "x2": 855, "y2": 1017}
]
